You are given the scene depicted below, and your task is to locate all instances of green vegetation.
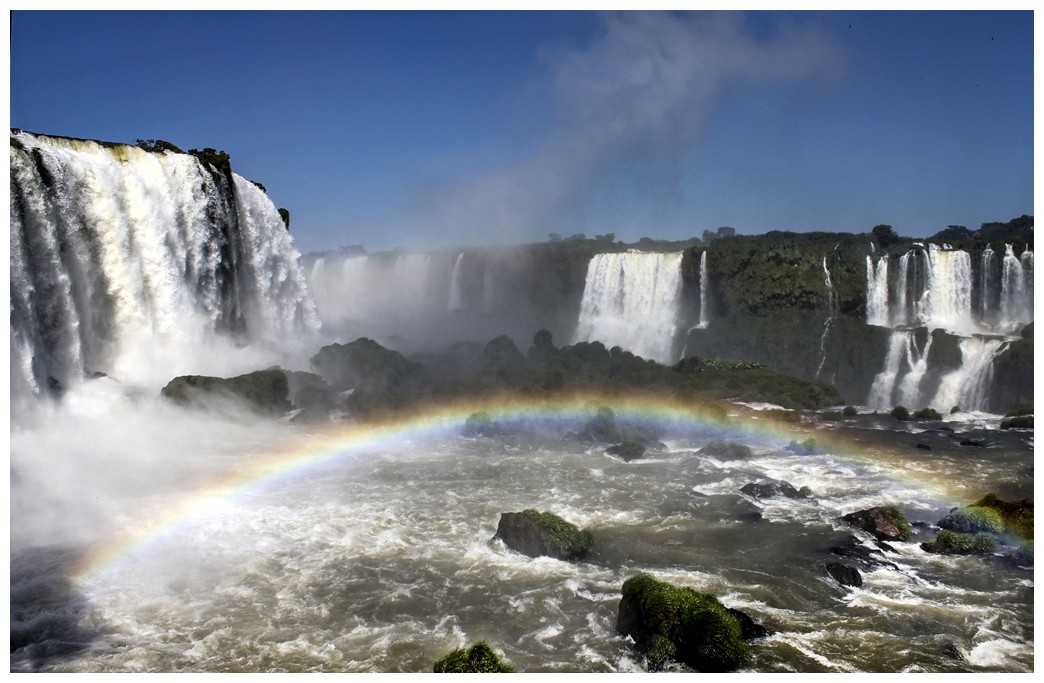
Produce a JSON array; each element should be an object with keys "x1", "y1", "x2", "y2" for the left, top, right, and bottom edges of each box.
[
  {"x1": 432, "y1": 641, "x2": 515, "y2": 673},
  {"x1": 939, "y1": 505, "x2": 1005, "y2": 535},
  {"x1": 617, "y1": 573, "x2": 752, "y2": 672},
  {"x1": 277, "y1": 207, "x2": 291, "y2": 230},
  {"x1": 188, "y1": 147, "x2": 233, "y2": 184},
  {"x1": 879, "y1": 506, "x2": 913, "y2": 541},
  {"x1": 135, "y1": 138, "x2": 184, "y2": 154},
  {"x1": 922, "y1": 530, "x2": 998, "y2": 555},
  {"x1": 521, "y1": 509, "x2": 593, "y2": 559},
  {"x1": 972, "y1": 493, "x2": 1033, "y2": 539},
  {"x1": 1001, "y1": 415, "x2": 1033, "y2": 430},
  {"x1": 843, "y1": 405, "x2": 858, "y2": 417},
  {"x1": 1006, "y1": 402, "x2": 1034, "y2": 417},
  {"x1": 912, "y1": 407, "x2": 942, "y2": 420},
  {"x1": 890, "y1": 405, "x2": 910, "y2": 421}
]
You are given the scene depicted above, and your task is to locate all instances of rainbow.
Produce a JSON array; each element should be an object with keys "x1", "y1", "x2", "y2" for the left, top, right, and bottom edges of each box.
[{"x1": 69, "y1": 391, "x2": 947, "y2": 587}]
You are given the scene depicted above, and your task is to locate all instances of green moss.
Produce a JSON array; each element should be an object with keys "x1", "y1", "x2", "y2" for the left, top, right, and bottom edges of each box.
[
  {"x1": 432, "y1": 641, "x2": 515, "y2": 673},
  {"x1": 879, "y1": 506, "x2": 913, "y2": 542},
  {"x1": 618, "y1": 574, "x2": 752, "y2": 672},
  {"x1": 519, "y1": 509, "x2": 594, "y2": 559},
  {"x1": 1001, "y1": 415, "x2": 1033, "y2": 430},
  {"x1": 972, "y1": 494, "x2": 1033, "y2": 540},
  {"x1": 923, "y1": 530, "x2": 999, "y2": 555},
  {"x1": 1005, "y1": 402, "x2": 1033, "y2": 417},
  {"x1": 940, "y1": 506, "x2": 1005, "y2": 535}
]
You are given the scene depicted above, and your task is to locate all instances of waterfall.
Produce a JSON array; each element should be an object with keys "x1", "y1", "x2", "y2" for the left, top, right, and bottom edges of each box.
[
  {"x1": 697, "y1": 251, "x2": 710, "y2": 328},
  {"x1": 868, "y1": 332, "x2": 911, "y2": 408},
  {"x1": 1000, "y1": 244, "x2": 1033, "y2": 329},
  {"x1": 448, "y1": 252, "x2": 465, "y2": 312},
  {"x1": 865, "y1": 255, "x2": 890, "y2": 326},
  {"x1": 815, "y1": 255, "x2": 837, "y2": 382},
  {"x1": 573, "y1": 251, "x2": 684, "y2": 364},
  {"x1": 929, "y1": 337, "x2": 1007, "y2": 412},
  {"x1": 979, "y1": 247, "x2": 996, "y2": 327},
  {"x1": 10, "y1": 131, "x2": 319, "y2": 404},
  {"x1": 921, "y1": 245, "x2": 974, "y2": 335}
]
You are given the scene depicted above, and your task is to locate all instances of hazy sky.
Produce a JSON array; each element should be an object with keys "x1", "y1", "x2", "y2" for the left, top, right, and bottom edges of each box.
[{"x1": 9, "y1": 9, "x2": 1034, "y2": 254}]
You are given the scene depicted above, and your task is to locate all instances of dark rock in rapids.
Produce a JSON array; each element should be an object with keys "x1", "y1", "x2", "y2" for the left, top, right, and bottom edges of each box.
[
  {"x1": 577, "y1": 406, "x2": 624, "y2": 443},
  {"x1": 493, "y1": 509, "x2": 594, "y2": 561},
  {"x1": 309, "y1": 338, "x2": 432, "y2": 415},
  {"x1": 828, "y1": 536, "x2": 899, "y2": 571},
  {"x1": 842, "y1": 506, "x2": 913, "y2": 542},
  {"x1": 606, "y1": 441, "x2": 646, "y2": 461},
  {"x1": 161, "y1": 368, "x2": 290, "y2": 416},
  {"x1": 697, "y1": 440, "x2": 754, "y2": 460},
  {"x1": 825, "y1": 562, "x2": 863, "y2": 587},
  {"x1": 740, "y1": 479, "x2": 812, "y2": 500},
  {"x1": 616, "y1": 573, "x2": 755, "y2": 672}
]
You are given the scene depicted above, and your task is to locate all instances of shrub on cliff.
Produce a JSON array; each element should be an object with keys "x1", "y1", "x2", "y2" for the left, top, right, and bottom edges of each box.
[
  {"x1": 616, "y1": 574, "x2": 753, "y2": 672},
  {"x1": 433, "y1": 641, "x2": 515, "y2": 673}
]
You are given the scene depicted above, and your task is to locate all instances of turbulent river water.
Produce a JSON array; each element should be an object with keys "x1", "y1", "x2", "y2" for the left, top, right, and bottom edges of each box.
[{"x1": 9, "y1": 392, "x2": 1033, "y2": 674}]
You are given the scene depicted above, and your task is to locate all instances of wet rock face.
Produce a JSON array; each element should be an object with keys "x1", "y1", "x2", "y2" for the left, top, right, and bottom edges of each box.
[
  {"x1": 842, "y1": 506, "x2": 912, "y2": 542},
  {"x1": 493, "y1": 510, "x2": 594, "y2": 561},
  {"x1": 160, "y1": 368, "x2": 291, "y2": 416},
  {"x1": 826, "y1": 562, "x2": 863, "y2": 587},
  {"x1": 740, "y1": 479, "x2": 812, "y2": 500}
]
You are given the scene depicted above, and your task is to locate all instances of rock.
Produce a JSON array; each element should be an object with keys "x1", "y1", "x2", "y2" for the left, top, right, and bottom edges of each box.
[
  {"x1": 606, "y1": 441, "x2": 646, "y2": 461},
  {"x1": 461, "y1": 411, "x2": 504, "y2": 438},
  {"x1": 915, "y1": 443, "x2": 932, "y2": 450},
  {"x1": 921, "y1": 530, "x2": 998, "y2": 555},
  {"x1": 828, "y1": 536, "x2": 899, "y2": 571},
  {"x1": 785, "y1": 437, "x2": 819, "y2": 455},
  {"x1": 616, "y1": 573, "x2": 754, "y2": 672},
  {"x1": 825, "y1": 562, "x2": 863, "y2": 587},
  {"x1": 937, "y1": 505, "x2": 1005, "y2": 535},
  {"x1": 725, "y1": 608, "x2": 770, "y2": 640},
  {"x1": 970, "y1": 493, "x2": 1033, "y2": 539},
  {"x1": 577, "y1": 406, "x2": 623, "y2": 443},
  {"x1": 842, "y1": 506, "x2": 912, "y2": 542},
  {"x1": 697, "y1": 440, "x2": 753, "y2": 460},
  {"x1": 942, "y1": 641, "x2": 969, "y2": 662},
  {"x1": 493, "y1": 510, "x2": 594, "y2": 561},
  {"x1": 309, "y1": 338, "x2": 431, "y2": 415},
  {"x1": 160, "y1": 368, "x2": 290, "y2": 416},
  {"x1": 740, "y1": 479, "x2": 812, "y2": 500},
  {"x1": 432, "y1": 641, "x2": 515, "y2": 673},
  {"x1": 959, "y1": 439, "x2": 988, "y2": 448}
]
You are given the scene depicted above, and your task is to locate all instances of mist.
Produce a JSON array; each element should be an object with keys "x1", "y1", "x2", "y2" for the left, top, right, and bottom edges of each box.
[{"x1": 397, "y1": 12, "x2": 844, "y2": 248}]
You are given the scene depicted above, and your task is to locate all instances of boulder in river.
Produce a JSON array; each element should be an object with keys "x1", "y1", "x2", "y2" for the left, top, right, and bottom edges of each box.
[
  {"x1": 493, "y1": 509, "x2": 594, "y2": 561},
  {"x1": 842, "y1": 506, "x2": 912, "y2": 542}
]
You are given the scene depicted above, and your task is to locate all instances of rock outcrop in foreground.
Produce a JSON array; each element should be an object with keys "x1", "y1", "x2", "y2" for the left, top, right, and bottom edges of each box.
[
  {"x1": 432, "y1": 641, "x2": 515, "y2": 673},
  {"x1": 616, "y1": 573, "x2": 757, "y2": 672}
]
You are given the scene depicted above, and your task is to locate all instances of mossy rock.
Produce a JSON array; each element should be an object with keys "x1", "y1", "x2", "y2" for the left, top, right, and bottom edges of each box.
[
  {"x1": 912, "y1": 407, "x2": 942, "y2": 420},
  {"x1": 432, "y1": 641, "x2": 515, "y2": 673},
  {"x1": 971, "y1": 493, "x2": 1033, "y2": 540},
  {"x1": 160, "y1": 369, "x2": 290, "y2": 416},
  {"x1": 890, "y1": 405, "x2": 910, "y2": 421},
  {"x1": 616, "y1": 573, "x2": 753, "y2": 672},
  {"x1": 493, "y1": 509, "x2": 594, "y2": 561},
  {"x1": 1000, "y1": 415, "x2": 1033, "y2": 430},
  {"x1": 842, "y1": 506, "x2": 912, "y2": 542},
  {"x1": 921, "y1": 530, "x2": 998, "y2": 555},
  {"x1": 1005, "y1": 402, "x2": 1034, "y2": 417},
  {"x1": 937, "y1": 505, "x2": 1005, "y2": 535}
]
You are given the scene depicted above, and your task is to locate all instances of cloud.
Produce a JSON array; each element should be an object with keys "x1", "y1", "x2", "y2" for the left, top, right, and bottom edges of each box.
[{"x1": 407, "y1": 11, "x2": 845, "y2": 246}]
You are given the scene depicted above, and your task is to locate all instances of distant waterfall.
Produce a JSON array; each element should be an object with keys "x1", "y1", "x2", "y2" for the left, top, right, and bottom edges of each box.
[
  {"x1": 864, "y1": 241, "x2": 1029, "y2": 411},
  {"x1": 574, "y1": 251, "x2": 684, "y2": 364},
  {"x1": 698, "y1": 251, "x2": 710, "y2": 328},
  {"x1": 815, "y1": 255, "x2": 838, "y2": 382},
  {"x1": 448, "y1": 252, "x2": 465, "y2": 312},
  {"x1": 865, "y1": 255, "x2": 890, "y2": 327},
  {"x1": 10, "y1": 131, "x2": 319, "y2": 404}
]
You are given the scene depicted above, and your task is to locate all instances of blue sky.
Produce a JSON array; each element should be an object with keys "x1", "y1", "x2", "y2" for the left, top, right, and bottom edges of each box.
[{"x1": 9, "y1": 9, "x2": 1034, "y2": 254}]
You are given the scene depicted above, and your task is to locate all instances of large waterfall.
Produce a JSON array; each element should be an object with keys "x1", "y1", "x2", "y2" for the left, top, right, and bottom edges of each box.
[
  {"x1": 864, "y1": 242, "x2": 1031, "y2": 411},
  {"x1": 10, "y1": 131, "x2": 319, "y2": 407},
  {"x1": 573, "y1": 251, "x2": 684, "y2": 364}
]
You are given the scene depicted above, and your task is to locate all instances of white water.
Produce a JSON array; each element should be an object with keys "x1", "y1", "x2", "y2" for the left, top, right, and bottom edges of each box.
[
  {"x1": 815, "y1": 255, "x2": 838, "y2": 382},
  {"x1": 448, "y1": 252, "x2": 465, "y2": 312},
  {"x1": 864, "y1": 242, "x2": 1030, "y2": 411},
  {"x1": 10, "y1": 131, "x2": 319, "y2": 410},
  {"x1": 698, "y1": 251, "x2": 710, "y2": 329},
  {"x1": 573, "y1": 252, "x2": 684, "y2": 364}
]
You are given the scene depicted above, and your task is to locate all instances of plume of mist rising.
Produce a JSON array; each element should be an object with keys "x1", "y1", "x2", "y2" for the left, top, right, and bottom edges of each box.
[{"x1": 404, "y1": 11, "x2": 844, "y2": 246}]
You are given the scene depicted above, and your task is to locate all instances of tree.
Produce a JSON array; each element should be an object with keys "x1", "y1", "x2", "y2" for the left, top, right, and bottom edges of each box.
[
  {"x1": 871, "y1": 224, "x2": 900, "y2": 248},
  {"x1": 548, "y1": 233, "x2": 562, "y2": 242}
]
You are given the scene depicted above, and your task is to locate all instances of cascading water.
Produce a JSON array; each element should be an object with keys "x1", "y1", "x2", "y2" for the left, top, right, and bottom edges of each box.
[
  {"x1": 814, "y1": 254, "x2": 838, "y2": 382},
  {"x1": 865, "y1": 255, "x2": 890, "y2": 327},
  {"x1": 448, "y1": 252, "x2": 465, "y2": 312},
  {"x1": 573, "y1": 251, "x2": 684, "y2": 364},
  {"x1": 864, "y1": 241, "x2": 1031, "y2": 411},
  {"x1": 9, "y1": 131, "x2": 319, "y2": 408},
  {"x1": 698, "y1": 251, "x2": 710, "y2": 329}
]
